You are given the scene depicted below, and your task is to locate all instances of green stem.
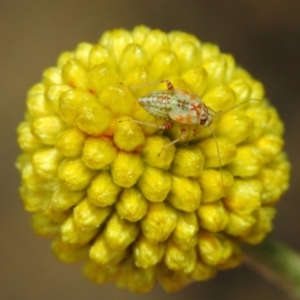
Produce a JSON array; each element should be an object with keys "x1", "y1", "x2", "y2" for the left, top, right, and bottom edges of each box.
[{"x1": 243, "y1": 236, "x2": 300, "y2": 300}]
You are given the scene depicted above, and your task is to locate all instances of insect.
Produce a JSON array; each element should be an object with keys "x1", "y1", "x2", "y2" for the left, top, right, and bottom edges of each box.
[
  {"x1": 129, "y1": 79, "x2": 217, "y2": 150},
  {"x1": 128, "y1": 79, "x2": 258, "y2": 187},
  {"x1": 130, "y1": 80, "x2": 216, "y2": 145},
  {"x1": 138, "y1": 79, "x2": 213, "y2": 131}
]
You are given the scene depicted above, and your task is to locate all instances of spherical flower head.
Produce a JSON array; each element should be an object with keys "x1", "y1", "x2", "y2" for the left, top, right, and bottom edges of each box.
[{"x1": 16, "y1": 25, "x2": 290, "y2": 293}]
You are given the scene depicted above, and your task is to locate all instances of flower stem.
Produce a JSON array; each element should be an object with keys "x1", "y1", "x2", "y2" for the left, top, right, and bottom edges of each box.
[{"x1": 243, "y1": 236, "x2": 300, "y2": 300}]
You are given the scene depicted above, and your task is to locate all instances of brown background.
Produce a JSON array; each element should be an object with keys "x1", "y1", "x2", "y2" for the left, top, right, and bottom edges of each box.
[{"x1": 1, "y1": 0, "x2": 300, "y2": 299}]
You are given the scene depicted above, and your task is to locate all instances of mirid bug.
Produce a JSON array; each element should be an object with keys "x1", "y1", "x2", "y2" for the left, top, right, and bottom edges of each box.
[
  {"x1": 130, "y1": 80, "x2": 216, "y2": 145},
  {"x1": 138, "y1": 79, "x2": 213, "y2": 130},
  {"x1": 130, "y1": 79, "x2": 217, "y2": 148}
]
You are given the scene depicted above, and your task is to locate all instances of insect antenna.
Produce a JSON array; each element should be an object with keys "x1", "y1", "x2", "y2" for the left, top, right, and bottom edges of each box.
[
  {"x1": 207, "y1": 125, "x2": 224, "y2": 188},
  {"x1": 128, "y1": 119, "x2": 159, "y2": 128},
  {"x1": 218, "y1": 98, "x2": 262, "y2": 116},
  {"x1": 158, "y1": 127, "x2": 187, "y2": 156},
  {"x1": 126, "y1": 80, "x2": 166, "y2": 91},
  {"x1": 205, "y1": 98, "x2": 261, "y2": 189}
]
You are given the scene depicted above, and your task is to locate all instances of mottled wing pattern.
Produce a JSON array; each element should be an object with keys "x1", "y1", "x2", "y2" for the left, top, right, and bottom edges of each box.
[
  {"x1": 138, "y1": 90, "x2": 175, "y2": 121},
  {"x1": 168, "y1": 106, "x2": 199, "y2": 124},
  {"x1": 168, "y1": 89, "x2": 203, "y2": 124},
  {"x1": 138, "y1": 88, "x2": 205, "y2": 125}
]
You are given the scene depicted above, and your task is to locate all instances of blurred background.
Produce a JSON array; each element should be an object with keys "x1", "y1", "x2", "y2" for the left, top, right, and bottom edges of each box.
[{"x1": 1, "y1": 0, "x2": 300, "y2": 299}]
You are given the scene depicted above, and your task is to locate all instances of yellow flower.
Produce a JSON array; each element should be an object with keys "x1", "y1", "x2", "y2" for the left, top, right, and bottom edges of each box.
[{"x1": 16, "y1": 25, "x2": 290, "y2": 293}]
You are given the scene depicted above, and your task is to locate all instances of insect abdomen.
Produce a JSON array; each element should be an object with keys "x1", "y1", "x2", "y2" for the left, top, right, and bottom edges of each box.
[{"x1": 138, "y1": 91, "x2": 178, "y2": 121}]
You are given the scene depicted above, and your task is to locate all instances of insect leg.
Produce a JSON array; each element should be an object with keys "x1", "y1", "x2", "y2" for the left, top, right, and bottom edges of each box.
[
  {"x1": 161, "y1": 80, "x2": 174, "y2": 91},
  {"x1": 207, "y1": 125, "x2": 224, "y2": 188},
  {"x1": 129, "y1": 119, "x2": 173, "y2": 130},
  {"x1": 189, "y1": 125, "x2": 224, "y2": 187},
  {"x1": 159, "y1": 121, "x2": 173, "y2": 130},
  {"x1": 128, "y1": 119, "x2": 159, "y2": 128},
  {"x1": 216, "y1": 98, "x2": 262, "y2": 117},
  {"x1": 158, "y1": 126, "x2": 187, "y2": 156}
]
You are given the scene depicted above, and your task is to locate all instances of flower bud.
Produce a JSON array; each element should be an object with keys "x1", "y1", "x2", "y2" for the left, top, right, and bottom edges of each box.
[
  {"x1": 197, "y1": 201, "x2": 229, "y2": 232},
  {"x1": 32, "y1": 116, "x2": 65, "y2": 145},
  {"x1": 17, "y1": 122, "x2": 42, "y2": 152},
  {"x1": 116, "y1": 187, "x2": 148, "y2": 222},
  {"x1": 216, "y1": 111, "x2": 253, "y2": 144},
  {"x1": 191, "y1": 259, "x2": 216, "y2": 281},
  {"x1": 226, "y1": 212, "x2": 256, "y2": 237},
  {"x1": 202, "y1": 55, "x2": 227, "y2": 87},
  {"x1": 198, "y1": 232, "x2": 233, "y2": 266},
  {"x1": 59, "y1": 89, "x2": 95, "y2": 125},
  {"x1": 242, "y1": 207, "x2": 276, "y2": 244},
  {"x1": 20, "y1": 187, "x2": 51, "y2": 212},
  {"x1": 201, "y1": 43, "x2": 220, "y2": 60},
  {"x1": 56, "y1": 128, "x2": 86, "y2": 157},
  {"x1": 167, "y1": 176, "x2": 201, "y2": 212},
  {"x1": 227, "y1": 146, "x2": 263, "y2": 177},
  {"x1": 164, "y1": 241, "x2": 197, "y2": 273},
  {"x1": 142, "y1": 29, "x2": 169, "y2": 59},
  {"x1": 182, "y1": 67, "x2": 208, "y2": 96},
  {"x1": 116, "y1": 259, "x2": 156, "y2": 293},
  {"x1": 113, "y1": 118, "x2": 145, "y2": 151},
  {"x1": 141, "y1": 202, "x2": 178, "y2": 243},
  {"x1": 150, "y1": 50, "x2": 179, "y2": 78},
  {"x1": 87, "y1": 63, "x2": 117, "y2": 95},
  {"x1": 87, "y1": 171, "x2": 122, "y2": 207},
  {"x1": 99, "y1": 29, "x2": 133, "y2": 61},
  {"x1": 197, "y1": 136, "x2": 236, "y2": 168},
  {"x1": 60, "y1": 216, "x2": 97, "y2": 246},
  {"x1": 171, "y1": 212, "x2": 199, "y2": 250},
  {"x1": 202, "y1": 84, "x2": 235, "y2": 112},
  {"x1": 170, "y1": 35, "x2": 201, "y2": 71},
  {"x1": 198, "y1": 169, "x2": 234, "y2": 203},
  {"x1": 99, "y1": 84, "x2": 136, "y2": 116},
  {"x1": 228, "y1": 78, "x2": 251, "y2": 103},
  {"x1": 254, "y1": 134, "x2": 283, "y2": 164},
  {"x1": 170, "y1": 146, "x2": 205, "y2": 177},
  {"x1": 223, "y1": 179, "x2": 263, "y2": 214},
  {"x1": 74, "y1": 42, "x2": 93, "y2": 67},
  {"x1": 51, "y1": 186, "x2": 85, "y2": 211},
  {"x1": 89, "y1": 45, "x2": 108, "y2": 67},
  {"x1": 138, "y1": 165, "x2": 171, "y2": 202},
  {"x1": 31, "y1": 213, "x2": 62, "y2": 237},
  {"x1": 73, "y1": 199, "x2": 112, "y2": 231},
  {"x1": 89, "y1": 234, "x2": 128, "y2": 265},
  {"x1": 82, "y1": 137, "x2": 117, "y2": 169},
  {"x1": 52, "y1": 238, "x2": 89, "y2": 263},
  {"x1": 76, "y1": 101, "x2": 113, "y2": 136},
  {"x1": 111, "y1": 152, "x2": 144, "y2": 188},
  {"x1": 84, "y1": 260, "x2": 119, "y2": 284},
  {"x1": 62, "y1": 59, "x2": 88, "y2": 89},
  {"x1": 104, "y1": 213, "x2": 140, "y2": 251},
  {"x1": 45, "y1": 84, "x2": 71, "y2": 113},
  {"x1": 133, "y1": 235, "x2": 166, "y2": 268},
  {"x1": 43, "y1": 67, "x2": 62, "y2": 85},
  {"x1": 32, "y1": 147, "x2": 62, "y2": 180},
  {"x1": 58, "y1": 158, "x2": 96, "y2": 191},
  {"x1": 26, "y1": 93, "x2": 52, "y2": 119},
  {"x1": 141, "y1": 135, "x2": 176, "y2": 169},
  {"x1": 119, "y1": 44, "x2": 147, "y2": 75}
]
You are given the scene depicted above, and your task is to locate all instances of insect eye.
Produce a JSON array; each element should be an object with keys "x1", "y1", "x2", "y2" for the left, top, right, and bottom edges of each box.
[{"x1": 200, "y1": 119, "x2": 208, "y2": 126}]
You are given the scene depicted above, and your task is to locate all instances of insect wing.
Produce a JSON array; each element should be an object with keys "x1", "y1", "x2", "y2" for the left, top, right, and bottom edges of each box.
[
  {"x1": 168, "y1": 106, "x2": 199, "y2": 124},
  {"x1": 138, "y1": 91, "x2": 174, "y2": 121},
  {"x1": 167, "y1": 89, "x2": 202, "y2": 124}
]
